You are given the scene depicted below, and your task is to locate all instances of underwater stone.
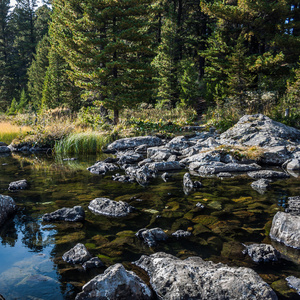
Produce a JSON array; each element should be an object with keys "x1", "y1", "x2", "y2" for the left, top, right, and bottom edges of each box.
[
  {"x1": 286, "y1": 276, "x2": 300, "y2": 295},
  {"x1": 82, "y1": 257, "x2": 104, "y2": 270},
  {"x1": 0, "y1": 194, "x2": 17, "y2": 227},
  {"x1": 87, "y1": 161, "x2": 119, "y2": 175},
  {"x1": 172, "y1": 230, "x2": 191, "y2": 238},
  {"x1": 251, "y1": 179, "x2": 271, "y2": 194},
  {"x1": 88, "y1": 198, "x2": 134, "y2": 217},
  {"x1": 161, "y1": 172, "x2": 171, "y2": 182},
  {"x1": 76, "y1": 263, "x2": 152, "y2": 300},
  {"x1": 134, "y1": 252, "x2": 278, "y2": 300},
  {"x1": 136, "y1": 228, "x2": 167, "y2": 247},
  {"x1": 8, "y1": 179, "x2": 28, "y2": 190},
  {"x1": 42, "y1": 206, "x2": 85, "y2": 222},
  {"x1": 62, "y1": 243, "x2": 92, "y2": 264},
  {"x1": 243, "y1": 243, "x2": 281, "y2": 263}
]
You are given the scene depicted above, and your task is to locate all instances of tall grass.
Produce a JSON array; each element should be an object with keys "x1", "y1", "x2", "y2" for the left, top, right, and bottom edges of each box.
[
  {"x1": 0, "y1": 122, "x2": 31, "y2": 144},
  {"x1": 54, "y1": 131, "x2": 113, "y2": 155}
]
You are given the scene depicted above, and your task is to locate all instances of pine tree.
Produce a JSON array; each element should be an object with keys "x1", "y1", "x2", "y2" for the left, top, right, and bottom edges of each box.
[
  {"x1": 18, "y1": 88, "x2": 28, "y2": 112},
  {"x1": 50, "y1": 0, "x2": 155, "y2": 124}
]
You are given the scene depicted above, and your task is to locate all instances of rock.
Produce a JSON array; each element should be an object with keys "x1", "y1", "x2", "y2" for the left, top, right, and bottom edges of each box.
[
  {"x1": 270, "y1": 211, "x2": 300, "y2": 248},
  {"x1": 251, "y1": 179, "x2": 271, "y2": 194},
  {"x1": 117, "y1": 150, "x2": 144, "y2": 164},
  {"x1": 243, "y1": 243, "x2": 281, "y2": 263},
  {"x1": 76, "y1": 263, "x2": 152, "y2": 300},
  {"x1": 63, "y1": 157, "x2": 78, "y2": 161},
  {"x1": 0, "y1": 195, "x2": 17, "y2": 227},
  {"x1": 146, "y1": 161, "x2": 182, "y2": 171},
  {"x1": 219, "y1": 114, "x2": 300, "y2": 147},
  {"x1": 286, "y1": 196, "x2": 300, "y2": 215},
  {"x1": 107, "y1": 136, "x2": 162, "y2": 152},
  {"x1": 286, "y1": 159, "x2": 300, "y2": 170},
  {"x1": 87, "y1": 161, "x2": 119, "y2": 175},
  {"x1": 261, "y1": 146, "x2": 291, "y2": 165},
  {"x1": 135, "y1": 144, "x2": 148, "y2": 154},
  {"x1": 248, "y1": 170, "x2": 290, "y2": 179},
  {"x1": 217, "y1": 172, "x2": 233, "y2": 178},
  {"x1": 82, "y1": 257, "x2": 104, "y2": 270},
  {"x1": 112, "y1": 173, "x2": 135, "y2": 183},
  {"x1": 138, "y1": 158, "x2": 153, "y2": 167},
  {"x1": 42, "y1": 206, "x2": 85, "y2": 222},
  {"x1": 0, "y1": 145, "x2": 11, "y2": 153},
  {"x1": 196, "y1": 202, "x2": 205, "y2": 209},
  {"x1": 0, "y1": 142, "x2": 8, "y2": 146},
  {"x1": 161, "y1": 172, "x2": 171, "y2": 182},
  {"x1": 88, "y1": 198, "x2": 134, "y2": 217},
  {"x1": 286, "y1": 276, "x2": 300, "y2": 295},
  {"x1": 134, "y1": 252, "x2": 277, "y2": 300},
  {"x1": 62, "y1": 243, "x2": 92, "y2": 264},
  {"x1": 196, "y1": 137, "x2": 220, "y2": 148},
  {"x1": 180, "y1": 150, "x2": 222, "y2": 165},
  {"x1": 199, "y1": 162, "x2": 261, "y2": 175},
  {"x1": 183, "y1": 173, "x2": 193, "y2": 189},
  {"x1": 126, "y1": 165, "x2": 156, "y2": 185},
  {"x1": 165, "y1": 136, "x2": 190, "y2": 151},
  {"x1": 8, "y1": 179, "x2": 28, "y2": 191},
  {"x1": 172, "y1": 230, "x2": 191, "y2": 238},
  {"x1": 136, "y1": 228, "x2": 168, "y2": 247}
]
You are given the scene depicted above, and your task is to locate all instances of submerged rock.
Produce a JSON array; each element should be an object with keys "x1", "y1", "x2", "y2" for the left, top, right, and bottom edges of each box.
[
  {"x1": 251, "y1": 179, "x2": 271, "y2": 194},
  {"x1": 136, "y1": 228, "x2": 167, "y2": 247},
  {"x1": 42, "y1": 206, "x2": 85, "y2": 222},
  {"x1": 82, "y1": 257, "x2": 104, "y2": 270},
  {"x1": 76, "y1": 263, "x2": 152, "y2": 300},
  {"x1": 286, "y1": 276, "x2": 300, "y2": 295},
  {"x1": 62, "y1": 243, "x2": 92, "y2": 264},
  {"x1": 134, "y1": 252, "x2": 277, "y2": 300},
  {"x1": 172, "y1": 230, "x2": 191, "y2": 238},
  {"x1": 125, "y1": 165, "x2": 156, "y2": 185},
  {"x1": 87, "y1": 161, "x2": 119, "y2": 175},
  {"x1": 243, "y1": 243, "x2": 281, "y2": 263},
  {"x1": 0, "y1": 194, "x2": 17, "y2": 227},
  {"x1": 88, "y1": 198, "x2": 134, "y2": 217},
  {"x1": 248, "y1": 170, "x2": 290, "y2": 179},
  {"x1": 270, "y1": 211, "x2": 300, "y2": 249},
  {"x1": 8, "y1": 179, "x2": 28, "y2": 191},
  {"x1": 161, "y1": 172, "x2": 171, "y2": 182}
]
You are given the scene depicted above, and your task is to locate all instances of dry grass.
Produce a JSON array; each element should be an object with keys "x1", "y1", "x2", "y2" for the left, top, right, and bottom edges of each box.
[
  {"x1": 217, "y1": 145, "x2": 265, "y2": 161},
  {"x1": 0, "y1": 122, "x2": 32, "y2": 144}
]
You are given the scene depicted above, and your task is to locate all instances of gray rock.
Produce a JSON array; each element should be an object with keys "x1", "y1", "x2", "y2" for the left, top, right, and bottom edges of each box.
[
  {"x1": 88, "y1": 198, "x2": 134, "y2": 217},
  {"x1": 146, "y1": 161, "x2": 182, "y2": 171},
  {"x1": 42, "y1": 206, "x2": 85, "y2": 222},
  {"x1": 172, "y1": 230, "x2": 191, "y2": 238},
  {"x1": 248, "y1": 170, "x2": 290, "y2": 179},
  {"x1": 286, "y1": 276, "x2": 300, "y2": 295},
  {"x1": 220, "y1": 114, "x2": 300, "y2": 147},
  {"x1": 270, "y1": 211, "x2": 300, "y2": 248},
  {"x1": 196, "y1": 202, "x2": 205, "y2": 209},
  {"x1": 134, "y1": 252, "x2": 277, "y2": 300},
  {"x1": 76, "y1": 263, "x2": 152, "y2": 300},
  {"x1": 286, "y1": 159, "x2": 300, "y2": 170},
  {"x1": 8, "y1": 179, "x2": 28, "y2": 191},
  {"x1": 82, "y1": 257, "x2": 104, "y2": 270},
  {"x1": 199, "y1": 162, "x2": 261, "y2": 175},
  {"x1": 261, "y1": 146, "x2": 291, "y2": 165},
  {"x1": 136, "y1": 228, "x2": 168, "y2": 247},
  {"x1": 135, "y1": 144, "x2": 148, "y2": 154},
  {"x1": 0, "y1": 145, "x2": 11, "y2": 153},
  {"x1": 117, "y1": 150, "x2": 144, "y2": 164},
  {"x1": 165, "y1": 136, "x2": 191, "y2": 151},
  {"x1": 217, "y1": 172, "x2": 233, "y2": 178},
  {"x1": 112, "y1": 173, "x2": 135, "y2": 183},
  {"x1": 161, "y1": 172, "x2": 171, "y2": 182},
  {"x1": 87, "y1": 161, "x2": 119, "y2": 175},
  {"x1": 0, "y1": 195, "x2": 17, "y2": 227},
  {"x1": 0, "y1": 142, "x2": 8, "y2": 146},
  {"x1": 196, "y1": 136, "x2": 220, "y2": 148},
  {"x1": 251, "y1": 179, "x2": 271, "y2": 194},
  {"x1": 62, "y1": 243, "x2": 92, "y2": 264},
  {"x1": 243, "y1": 243, "x2": 281, "y2": 263},
  {"x1": 107, "y1": 136, "x2": 162, "y2": 152},
  {"x1": 286, "y1": 196, "x2": 300, "y2": 215},
  {"x1": 126, "y1": 165, "x2": 156, "y2": 185},
  {"x1": 183, "y1": 173, "x2": 193, "y2": 189},
  {"x1": 138, "y1": 158, "x2": 153, "y2": 167},
  {"x1": 180, "y1": 150, "x2": 222, "y2": 165}
]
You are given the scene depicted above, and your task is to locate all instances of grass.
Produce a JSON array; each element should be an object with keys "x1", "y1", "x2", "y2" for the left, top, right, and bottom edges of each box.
[
  {"x1": 0, "y1": 121, "x2": 31, "y2": 144},
  {"x1": 217, "y1": 145, "x2": 265, "y2": 160}
]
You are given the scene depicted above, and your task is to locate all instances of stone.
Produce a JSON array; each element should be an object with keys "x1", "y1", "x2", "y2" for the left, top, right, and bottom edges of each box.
[
  {"x1": 243, "y1": 243, "x2": 281, "y2": 263},
  {"x1": 0, "y1": 145, "x2": 11, "y2": 153},
  {"x1": 180, "y1": 150, "x2": 222, "y2": 165},
  {"x1": 199, "y1": 162, "x2": 261, "y2": 175},
  {"x1": 125, "y1": 165, "x2": 156, "y2": 185},
  {"x1": 183, "y1": 173, "x2": 193, "y2": 189},
  {"x1": 251, "y1": 179, "x2": 271, "y2": 194},
  {"x1": 76, "y1": 263, "x2": 152, "y2": 300},
  {"x1": 165, "y1": 136, "x2": 191, "y2": 151},
  {"x1": 62, "y1": 243, "x2": 92, "y2": 264},
  {"x1": 117, "y1": 151, "x2": 144, "y2": 164},
  {"x1": 217, "y1": 172, "x2": 233, "y2": 178},
  {"x1": 42, "y1": 206, "x2": 85, "y2": 222},
  {"x1": 196, "y1": 202, "x2": 205, "y2": 209},
  {"x1": 8, "y1": 179, "x2": 28, "y2": 191},
  {"x1": 82, "y1": 257, "x2": 104, "y2": 270},
  {"x1": 88, "y1": 198, "x2": 134, "y2": 217},
  {"x1": 248, "y1": 170, "x2": 290, "y2": 179},
  {"x1": 286, "y1": 276, "x2": 300, "y2": 295},
  {"x1": 107, "y1": 136, "x2": 162, "y2": 152},
  {"x1": 172, "y1": 230, "x2": 191, "y2": 238},
  {"x1": 134, "y1": 252, "x2": 277, "y2": 300},
  {"x1": 136, "y1": 228, "x2": 168, "y2": 247},
  {"x1": 270, "y1": 211, "x2": 300, "y2": 249},
  {"x1": 261, "y1": 146, "x2": 291, "y2": 165},
  {"x1": 146, "y1": 161, "x2": 182, "y2": 171},
  {"x1": 87, "y1": 162, "x2": 119, "y2": 175},
  {"x1": 286, "y1": 196, "x2": 300, "y2": 215},
  {"x1": 0, "y1": 194, "x2": 17, "y2": 227},
  {"x1": 219, "y1": 114, "x2": 300, "y2": 147},
  {"x1": 161, "y1": 172, "x2": 171, "y2": 182},
  {"x1": 286, "y1": 159, "x2": 300, "y2": 170}
]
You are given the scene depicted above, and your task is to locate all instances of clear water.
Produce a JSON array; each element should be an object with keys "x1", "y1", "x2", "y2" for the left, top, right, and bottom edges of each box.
[{"x1": 0, "y1": 152, "x2": 300, "y2": 299}]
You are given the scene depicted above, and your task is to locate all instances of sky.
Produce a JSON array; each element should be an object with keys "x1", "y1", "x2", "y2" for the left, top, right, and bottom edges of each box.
[{"x1": 10, "y1": 0, "x2": 43, "y2": 8}]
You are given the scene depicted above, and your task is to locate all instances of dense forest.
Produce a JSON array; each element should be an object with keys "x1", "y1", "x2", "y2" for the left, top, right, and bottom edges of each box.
[{"x1": 1, "y1": 0, "x2": 300, "y2": 127}]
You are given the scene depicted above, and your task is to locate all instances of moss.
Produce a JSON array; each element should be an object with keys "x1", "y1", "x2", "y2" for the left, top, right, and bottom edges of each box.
[
  {"x1": 116, "y1": 230, "x2": 135, "y2": 238},
  {"x1": 208, "y1": 201, "x2": 222, "y2": 210},
  {"x1": 193, "y1": 223, "x2": 211, "y2": 236},
  {"x1": 271, "y1": 279, "x2": 298, "y2": 298},
  {"x1": 171, "y1": 218, "x2": 193, "y2": 232},
  {"x1": 221, "y1": 241, "x2": 245, "y2": 260},
  {"x1": 264, "y1": 220, "x2": 272, "y2": 236},
  {"x1": 192, "y1": 215, "x2": 219, "y2": 227},
  {"x1": 232, "y1": 196, "x2": 253, "y2": 204},
  {"x1": 56, "y1": 231, "x2": 85, "y2": 245},
  {"x1": 85, "y1": 243, "x2": 97, "y2": 249}
]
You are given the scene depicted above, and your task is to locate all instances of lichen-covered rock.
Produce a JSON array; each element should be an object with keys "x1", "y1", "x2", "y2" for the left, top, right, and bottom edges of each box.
[
  {"x1": 134, "y1": 252, "x2": 277, "y2": 300},
  {"x1": 42, "y1": 206, "x2": 85, "y2": 222},
  {"x1": 219, "y1": 114, "x2": 300, "y2": 147},
  {"x1": 286, "y1": 276, "x2": 300, "y2": 295},
  {"x1": 82, "y1": 257, "x2": 104, "y2": 270},
  {"x1": 62, "y1": 243, "x2": 92, "y2": 264},
  {"x1": 117, "y1": 151, "x2": 144, "y2": 165},
  {"x1": 8, "y1": 179, "x2": 28, "y2": 191},
  {"x1": 243, "y1": 243, "x2": 281, "y2": 263},
  {"x1": 0, "y1": 195, "x2": 17, "y2": 227},
  {"x1": 180, "y1": 150, "x2": 222, "y2": 165},
  {"x1": 199, "y1": 162, "x2": 261, "y2": 175},
  {"x1": 76, "y1": 263, "x2": 152, "y2": 300},
  {"x1": 248, "y1": 170, "x2": 290, "y2": 179},
  {"x1": 88, "y1": 198, "x2": 134, "y2": 217},
  {"x1": 107, "y1": 136, "x2": 162, "y2": 152},
  {"x1": 270, "y1": 211, "x2": 300, "y2": 249},
  {"x1": 136, "y1": 228, "x2": 167, "y2": 247},
  {"x1": 146, "y1": 161, "x2": 182, "y2": 171},
  {"x1": 87, "y1": 161, "x2": 119, "y2": 175},
  {"x1": 261, "y1": 146, "x2": 292, "y2": 165},
  {"x1": 165, "y1": 136, "x2": 191, "y2": 151}
]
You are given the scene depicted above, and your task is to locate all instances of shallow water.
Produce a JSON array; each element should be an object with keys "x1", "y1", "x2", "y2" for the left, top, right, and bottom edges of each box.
[{"x1": 0, "y1": 152, "x2": 300, "y2": 299}]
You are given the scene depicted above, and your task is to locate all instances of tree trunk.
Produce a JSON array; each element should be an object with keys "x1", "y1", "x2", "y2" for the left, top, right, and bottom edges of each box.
[{"x1": 113, "y1": 108, "x2": 119, "y2": 125}]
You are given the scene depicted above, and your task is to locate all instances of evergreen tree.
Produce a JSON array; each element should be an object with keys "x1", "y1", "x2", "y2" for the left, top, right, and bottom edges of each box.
[
  {"x1": 18, "y1": 88, "x2": 28, "y2": 112},
  {"x1": 6, "y1": 97, "x2": 18, "y2": 115},
  {"x1": 50, "y1": 0, "x2": 155, "y2": 124}
]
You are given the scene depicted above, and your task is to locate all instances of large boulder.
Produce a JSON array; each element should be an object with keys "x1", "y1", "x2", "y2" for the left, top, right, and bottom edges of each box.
[
  {"x1": 42, "y1": 206, "x2": 85, "y2": 222},
  {"x1": 107, "y1": 136, "x2": 162, "y2": 152},
  {"x1": 270, "y1": 211, "x2": 300, "y2": 249},
  {"x1": 134, "y1": 252, "x2": 277, "y2": 300},
  {"x1": 0, "y1": 195, "x2": 17, "y2": 227},
  {"x1": 88, "y1": 198, "x2": 134, "y2": 217},
  {"x1": 62, "y1": 243, "x2": 92, "y2": 264},
  {"x1": 87, "y1": 162, "x2": 119, "y2": 175},
  {"x1": 219, "y1": 114, "x2": 300, "y2": 147},
  {"x1": 8, "y1": 179, "x2": 28, "y2": 191},
  {"x1": 243, "y1": 243, "x2": 281, "y2": 263},
  {"x1": 76, "y1": 263, "x2": 152, "y2": 300}
]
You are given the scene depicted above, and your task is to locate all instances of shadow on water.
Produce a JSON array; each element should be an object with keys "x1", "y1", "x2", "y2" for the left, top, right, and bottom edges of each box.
[{"x1": 0, "y1": 152, "x2": 299, "y2": 299}]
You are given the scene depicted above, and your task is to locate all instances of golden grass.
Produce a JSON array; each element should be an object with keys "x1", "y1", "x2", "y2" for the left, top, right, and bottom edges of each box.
[{"x1": 0, "y1": 121, "x2": 32, "y2": 144}]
